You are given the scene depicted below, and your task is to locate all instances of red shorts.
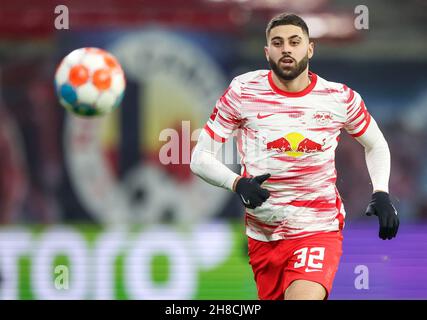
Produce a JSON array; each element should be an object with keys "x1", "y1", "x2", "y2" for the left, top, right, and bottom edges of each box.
[{"x1": 248, "y1": 231, "x2": 343, "y2": 300}]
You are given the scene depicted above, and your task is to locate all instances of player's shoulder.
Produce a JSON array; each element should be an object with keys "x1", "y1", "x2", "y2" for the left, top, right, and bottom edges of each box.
[
  {"x1": 315, "y1": 73, "x2": 347, "y2": 92},
  {"x1": 232, "y1": 69, "x2": 269, "y2": 86},
  {"x1": 314, "y1": 73, "x2": 359, "y2": 102}
]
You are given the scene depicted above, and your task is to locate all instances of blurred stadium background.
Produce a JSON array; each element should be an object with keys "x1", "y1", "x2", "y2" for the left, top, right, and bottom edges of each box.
[{"x1": 0, "y1": 0, "x2": 427, "y2": 300}]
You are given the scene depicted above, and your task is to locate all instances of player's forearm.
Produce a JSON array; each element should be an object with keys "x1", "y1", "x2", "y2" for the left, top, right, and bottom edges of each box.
[
  {"x1": 190, "y1": 131, "x2": 239, "y2": 191},
  {"x1": 190, "y1": 150, "x2": 239, "y2": 190},
  {"x1": 365, "y1": 137, "x2": 390, "y2": 193},
  {"x1": 355, "y1": 118, "x2": 390, "y2": 193}
]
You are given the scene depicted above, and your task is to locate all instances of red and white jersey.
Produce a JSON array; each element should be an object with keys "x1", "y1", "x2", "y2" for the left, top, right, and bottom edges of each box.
[{"x1": 204, "y1": 70, "x2": 371, "y2": 241}]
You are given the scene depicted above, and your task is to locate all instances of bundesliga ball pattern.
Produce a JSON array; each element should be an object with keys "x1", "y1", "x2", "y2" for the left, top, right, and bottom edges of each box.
[{"x1": 55, "y1": 47, "x2": 126, "y2": 117}]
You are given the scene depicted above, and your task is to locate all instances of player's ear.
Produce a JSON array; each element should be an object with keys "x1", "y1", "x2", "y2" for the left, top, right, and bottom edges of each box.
[
  {"x1": 264, "y1": 46, "x2": 269, "y2": 62},
  {"x1": 308, "y1": 40, "x2": 314, "y2": 59}
]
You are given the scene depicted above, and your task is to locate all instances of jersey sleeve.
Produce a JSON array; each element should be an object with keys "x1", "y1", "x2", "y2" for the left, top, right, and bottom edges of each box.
[
  {"x1": 341, "y1": 85, "x2": 372, "y2": 137},
  {"x1": 204, "y1": 77, "x2": 242, "y2": 143}
]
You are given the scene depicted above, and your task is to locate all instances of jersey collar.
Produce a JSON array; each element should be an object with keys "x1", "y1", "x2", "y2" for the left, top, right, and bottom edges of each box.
[{"x1": 268, "y1": 70, "x2": 317, "y2": 97}]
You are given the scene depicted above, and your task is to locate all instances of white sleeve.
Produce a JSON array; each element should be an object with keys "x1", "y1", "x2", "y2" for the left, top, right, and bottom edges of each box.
[
  {"x1": 354, "y1": 117, "x2": 390, "y2": 193},
  {"x1": 190, "y1": 130, "x2": 239, "y2": 191}
]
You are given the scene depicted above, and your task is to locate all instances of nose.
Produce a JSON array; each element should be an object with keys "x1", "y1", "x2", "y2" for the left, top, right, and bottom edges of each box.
[{"x1": 281, "y1": 43, "x2": 292, "y2": 55}]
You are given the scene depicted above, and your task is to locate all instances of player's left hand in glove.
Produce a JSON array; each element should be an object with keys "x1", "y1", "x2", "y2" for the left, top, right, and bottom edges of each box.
[
  {"x1": 234, "y1": 174, "x2": 271, "y2": 209},
  {"x1": 365, "y1": 191, "x2": 399, "y2": 240}
]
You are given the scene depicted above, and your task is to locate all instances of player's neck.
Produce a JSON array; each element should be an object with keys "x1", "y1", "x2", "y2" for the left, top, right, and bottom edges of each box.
[{"x1": 272, "y1": 69, "x2": 311, "y2": 93}]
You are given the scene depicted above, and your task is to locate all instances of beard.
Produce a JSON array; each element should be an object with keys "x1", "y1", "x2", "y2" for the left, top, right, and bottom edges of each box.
[{"x1": 269, "y1": 53, "x2": 309, "y2": 81}]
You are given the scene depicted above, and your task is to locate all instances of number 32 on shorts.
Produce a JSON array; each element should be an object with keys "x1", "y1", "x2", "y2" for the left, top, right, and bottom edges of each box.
[{"x1": 293, "y1": 247, "x2": 325, "y2": 272}]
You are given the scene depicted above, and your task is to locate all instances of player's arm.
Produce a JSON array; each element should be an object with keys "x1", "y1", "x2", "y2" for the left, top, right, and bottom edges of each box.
[
  {"x1": 343, "y1": 87, "x2": 399, "y2": 240},
  {"x1": 190, "y1": 130, "x2": 239, "y2": 191},
  {"x1": 354, "y1": 118, "x2": 399, "y2": 240},
  {"x1": 190, "y1": 77, "x2": 270, "y2": 209},
  {"x1": 354, "y1": 117, "x2": 390, "y2": 194}
]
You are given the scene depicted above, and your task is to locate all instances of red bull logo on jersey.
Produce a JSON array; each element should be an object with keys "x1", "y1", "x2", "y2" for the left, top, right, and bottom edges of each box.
[{"x1": 266, "y1": 132, "x2": 325, "y2": 157}]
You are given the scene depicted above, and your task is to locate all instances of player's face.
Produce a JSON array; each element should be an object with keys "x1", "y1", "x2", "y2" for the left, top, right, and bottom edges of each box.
[{"x1": 265, "y1": 25, "x2": 314, "y2": 81}]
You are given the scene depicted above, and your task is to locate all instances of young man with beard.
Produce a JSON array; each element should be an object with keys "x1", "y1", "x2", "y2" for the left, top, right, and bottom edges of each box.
[{"x1": 190, "y1": 13, "x2": 399, "y2": 300}]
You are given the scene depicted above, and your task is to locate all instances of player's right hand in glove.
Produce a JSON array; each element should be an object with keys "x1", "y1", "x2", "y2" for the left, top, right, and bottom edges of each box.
[
  {"x1": 365, "y1": 191, "x2": 399, "y2": 240},
  {"x1": 234, "y1": 174, "x2": 271, "y2": 209}
]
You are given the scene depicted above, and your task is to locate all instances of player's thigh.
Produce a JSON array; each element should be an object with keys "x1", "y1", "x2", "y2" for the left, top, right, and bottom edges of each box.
[
  {"x1": 284, "y1": 279, "x2": 326, "y2": 300},
  {"x1": 248, "y1": 237, "x2": 287, "y2": 300}
]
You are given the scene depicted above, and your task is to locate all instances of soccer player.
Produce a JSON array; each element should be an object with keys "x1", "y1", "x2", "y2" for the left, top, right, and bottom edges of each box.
[{"x1": 190, "y1": 13, "x2": 399, "y2": 300}]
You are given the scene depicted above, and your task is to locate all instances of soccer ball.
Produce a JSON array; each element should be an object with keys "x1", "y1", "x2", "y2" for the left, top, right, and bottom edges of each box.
[{"x1": 54, "y1": 47, "x2": 126, "y2": 117}]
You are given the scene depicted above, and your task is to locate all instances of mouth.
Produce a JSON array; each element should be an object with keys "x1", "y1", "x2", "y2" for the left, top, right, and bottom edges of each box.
[{"x1": 280, "y1": 57, "x2": 295, "y2": 67}]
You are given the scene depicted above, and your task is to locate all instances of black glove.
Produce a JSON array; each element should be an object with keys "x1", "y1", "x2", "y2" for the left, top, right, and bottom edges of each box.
[
  {"x1": 235, "y1": 174, "x2": 271, "y2": 209},
  {"x1": 365, "y1": 191, "x2": 399, "y2": 240}
]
